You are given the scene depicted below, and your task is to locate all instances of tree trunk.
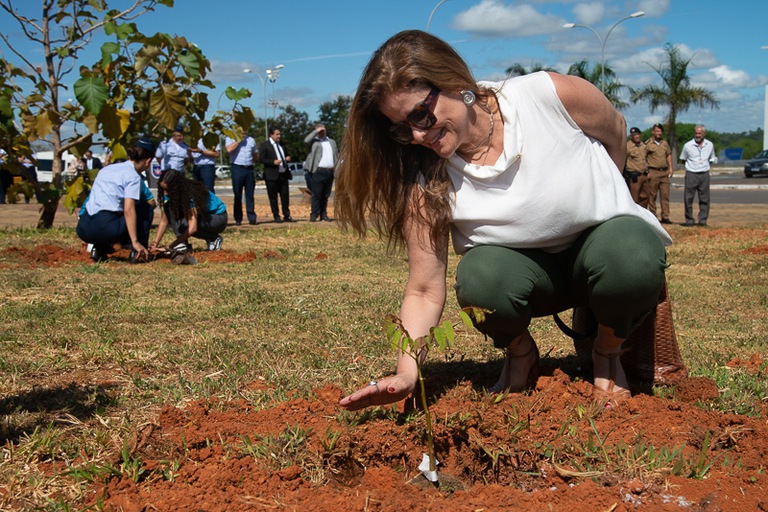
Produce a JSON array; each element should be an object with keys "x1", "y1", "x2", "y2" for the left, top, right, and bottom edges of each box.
[
  {"x1": 36, "y1": 152, "x2": 65, "y2": 229},
  {"x1": 37, "y1": 196, "x2": 60, "y2": 229}
]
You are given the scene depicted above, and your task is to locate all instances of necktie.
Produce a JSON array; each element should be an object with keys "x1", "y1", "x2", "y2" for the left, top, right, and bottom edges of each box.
[{"x1": 275, "y1": 142, "x2": 287, "y2": 170}]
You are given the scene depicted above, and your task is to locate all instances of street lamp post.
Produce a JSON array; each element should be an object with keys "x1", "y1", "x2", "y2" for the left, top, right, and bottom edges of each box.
[
  {"x1": 563, "y1": 11, "x2": 645, "y2": 92},
  {"x1": 243, "y1": 64, "x2": 285, "y2": 140},
  {"x1": 427, "y1": 0, "x2": 449, "y2": 33},
  {"x1": 763, "y1": 47, "x2": 768, "y2": 150},
  {"x1": 214, "y1": 90, "x2": 232, "y2": 168}
]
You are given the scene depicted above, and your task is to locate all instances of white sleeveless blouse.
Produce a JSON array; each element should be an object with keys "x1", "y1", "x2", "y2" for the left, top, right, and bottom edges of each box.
[{"x1": 447, "y1": 72, "x2": 672, "y2": 254}]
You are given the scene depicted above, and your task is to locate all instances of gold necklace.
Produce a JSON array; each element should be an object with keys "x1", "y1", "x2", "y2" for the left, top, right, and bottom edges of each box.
[
  {"x1": 459, "y1": 99, "x2": 497, "y2": 166},
  {"x1": 471, "y1": 107, "x2": 495, "y2": 166}
]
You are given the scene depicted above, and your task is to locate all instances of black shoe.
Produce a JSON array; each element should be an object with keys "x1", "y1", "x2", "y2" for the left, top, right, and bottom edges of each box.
[
  {"x1": 309, "y1": 216, "x2": 317, "y2": 222},
  {"x1": 321, "y1": 216, "x2": 333, "y2": 222},
  {"x1": 235, "y1": 221, "x2": 242, "y2": 226},
  {"x1": 284, "y1": 216, "x2": 296, "y2": 223},
  {"x1": 249, "y1": 221, "x2": 256, "y2": 225},
  {"x1": 697, "y1": 222, "x2": 707, "y2": 226},
  {"x1": 128, "y1": 249, "x2": 139, "y2": 264},
  {"x1": 660, "y1": 218, "x2": 673, "y2": 224},
  {"x1": 90, "y1": 245, "x2": 107, "y2": 262},
  {"x1": 682, "y1": 222, "x2": 695, "y2": 227},
  {"x1": 273, "y1": 216, "x2": 283, "y2": 223}
]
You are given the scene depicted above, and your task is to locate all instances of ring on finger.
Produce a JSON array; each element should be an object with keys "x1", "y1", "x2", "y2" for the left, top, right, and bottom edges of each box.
[{"x1": 369, "y1": 380, "x2": 380, "y2": 393}]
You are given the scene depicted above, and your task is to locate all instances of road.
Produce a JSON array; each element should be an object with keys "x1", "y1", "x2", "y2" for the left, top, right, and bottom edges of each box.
[
  {"x1": 2, "y1": 168, "x2": 766, "y2": 229},
  {"x1": 671, "y1": 172, "x2": 768, "y2": 204}
]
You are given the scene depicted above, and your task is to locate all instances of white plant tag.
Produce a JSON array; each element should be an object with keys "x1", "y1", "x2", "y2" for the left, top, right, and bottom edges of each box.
[{"x1": 418, "y1": 453, "x2": 440, "y2": 482}]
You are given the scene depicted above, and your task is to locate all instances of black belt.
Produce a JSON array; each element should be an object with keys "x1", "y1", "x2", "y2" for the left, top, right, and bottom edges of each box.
[
  {"x1": 317, "y1": 167, "x2": 335, "y2": 171},
  {"x1": 648, "y1": 166, "x2": 667, "y2": 171},
  {"x1": 233, "y1": 164, "x2": 254, "y2": 170}
]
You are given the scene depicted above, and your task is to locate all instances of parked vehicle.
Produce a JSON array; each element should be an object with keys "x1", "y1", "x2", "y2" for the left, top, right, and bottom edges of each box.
[
  {"x1": 288, "y1": 162, "x2": 304, "y2": 175},
  {"x1": 744, "y1": 149, "x2": 768, "y2": 178},
  {"x1": 33, "y1": 151, "x2": 79, "y2": 182},
  {"x1": 215, "y1": 164, "x2": 230, "y2": 179}
]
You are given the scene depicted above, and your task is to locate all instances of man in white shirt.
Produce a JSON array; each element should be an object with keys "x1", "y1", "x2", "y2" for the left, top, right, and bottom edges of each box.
[
  {"x1": 225, "y1": 133, "x2": 258, "y2": 225},
  {"x1": 304, "y1": 123, "x2": 338, "y2": 221},
  {"x1": 81, "y1": 149, "x2": 103, "y2": 171},
  {"x1": 191, "y1": 137, "x2": 220, "y2": 194},
  {"x1": 154, "y1": 127, "x2": 191, "y2": 187},
  {"x1": 679, "y1": 125, "x2": 715, "y2": 226}
]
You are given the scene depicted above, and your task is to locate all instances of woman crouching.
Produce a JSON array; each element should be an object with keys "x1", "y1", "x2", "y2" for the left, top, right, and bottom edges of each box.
[{"x1": 150, "y1": 170, "x2": 227, "y2": 253}]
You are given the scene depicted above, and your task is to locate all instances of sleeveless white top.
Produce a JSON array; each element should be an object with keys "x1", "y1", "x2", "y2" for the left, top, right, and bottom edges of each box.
[{"x1": 447, "y1": 72, "x2": 672, "y2": 254}]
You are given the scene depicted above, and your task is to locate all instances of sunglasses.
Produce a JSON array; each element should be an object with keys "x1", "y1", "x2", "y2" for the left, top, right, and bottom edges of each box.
[{"x1": 388, "y1": 86, "x2": 441, "y2": 144}]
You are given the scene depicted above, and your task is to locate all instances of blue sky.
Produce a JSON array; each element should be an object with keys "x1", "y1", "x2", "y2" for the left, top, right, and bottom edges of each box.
[{"x1": 2, "y1": 0, "x2": 767, "y2": 134}]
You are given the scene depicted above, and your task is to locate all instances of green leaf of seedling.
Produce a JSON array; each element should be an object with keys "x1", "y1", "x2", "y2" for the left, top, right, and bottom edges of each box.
[
  {"x1": 443, "y1": 320, "x2": 455, "y2": 347},
  {"x1": 431, "y1": 325, "x2": 446, "y2": 351},
  {"x1": 475, "y1": 310, "x2": 487, "y2": 324},
  {"x1": 459, "y1": 310, "x2": 474, "y2": 330}
]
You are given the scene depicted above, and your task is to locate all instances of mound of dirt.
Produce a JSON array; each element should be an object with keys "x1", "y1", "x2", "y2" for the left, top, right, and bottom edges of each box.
[{"x1": 89, "y1": 368, "x2": 768, "y2": 511}]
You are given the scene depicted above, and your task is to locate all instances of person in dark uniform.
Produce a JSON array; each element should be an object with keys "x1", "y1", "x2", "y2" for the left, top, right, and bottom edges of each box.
[
  {"x1": 645, "y1": 123, "x2": 674, "y2": 224},
  {"x1": 624, "y1": 127, "x2": 649, "y2": 207}
]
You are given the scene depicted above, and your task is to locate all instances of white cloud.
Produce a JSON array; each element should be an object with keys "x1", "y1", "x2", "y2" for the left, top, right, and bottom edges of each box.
[
  {"x1": 453, "y1": 0, "x2": 565, "y2": 37},
  {"x1": 210, "y1": 60, "x2": 263, "y2": 84},
  {"x1": 572, "y1": 3, "x2": 604, "y2": 26},
  {"x1": 707, "y1": 65, "x2": 751, "y2": 87}
]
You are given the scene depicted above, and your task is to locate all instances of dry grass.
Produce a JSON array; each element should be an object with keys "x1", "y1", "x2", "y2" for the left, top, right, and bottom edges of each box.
[{"x1": 0, "y1": 219, "x2": 767, "y2": 509}]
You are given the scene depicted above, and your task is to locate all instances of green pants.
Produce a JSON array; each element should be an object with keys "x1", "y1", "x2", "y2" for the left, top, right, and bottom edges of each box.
[{"x1": 454, "y1": 216, "x2": 667, "y2": 348}]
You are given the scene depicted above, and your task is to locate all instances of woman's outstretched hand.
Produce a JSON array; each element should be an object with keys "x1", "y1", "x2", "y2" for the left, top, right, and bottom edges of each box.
[{"x1": 338, "y1": 374, "x2": 416, "y2": 411}]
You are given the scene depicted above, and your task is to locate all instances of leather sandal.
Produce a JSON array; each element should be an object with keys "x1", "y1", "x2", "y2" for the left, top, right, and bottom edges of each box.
[
  {"x1": 592, "y1": 346, "x2": 631, "y2": 409},
  {"x1": 489, "y1": 333, "x2": 540, "y2": 394}
]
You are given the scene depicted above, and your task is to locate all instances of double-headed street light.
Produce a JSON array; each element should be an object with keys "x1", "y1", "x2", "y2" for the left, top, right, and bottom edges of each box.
[
  {"x1": 563, "y1": 11, "x2": 645, "y2": 92},
  {"x1": 243, "y1": 64, "x2": 285, "y2": 140}
]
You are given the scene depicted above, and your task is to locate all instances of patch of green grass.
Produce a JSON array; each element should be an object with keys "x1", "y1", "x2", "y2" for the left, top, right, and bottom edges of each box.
[{"x1": 0, "y1": 222, "x2": 767, "y2": 507}]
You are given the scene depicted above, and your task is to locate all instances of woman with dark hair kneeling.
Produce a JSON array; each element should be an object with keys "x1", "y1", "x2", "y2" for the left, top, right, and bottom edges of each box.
[
  {"x1": 150, "y1": 170, "x2": 227, "y2": 253},
  {"x1": 337, "y1": 30, "x2": 672, "y2": 412},
  {"x1": 76, "y1": 137, "x2": 156, "y2": 263}
]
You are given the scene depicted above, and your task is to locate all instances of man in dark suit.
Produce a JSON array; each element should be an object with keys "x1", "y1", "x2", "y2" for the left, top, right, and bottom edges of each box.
[
  {"x1": 81, "y1": 149, "x2": 103, "y2": 171},
  {"x1": 258, "y1": 126, "x2": 295, "y2": 223}
]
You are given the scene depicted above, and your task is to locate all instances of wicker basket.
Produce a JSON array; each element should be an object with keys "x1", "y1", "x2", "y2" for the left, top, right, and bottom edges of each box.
[{"x1": 566, "y1": 280, "x2": 687, "y2": 384}]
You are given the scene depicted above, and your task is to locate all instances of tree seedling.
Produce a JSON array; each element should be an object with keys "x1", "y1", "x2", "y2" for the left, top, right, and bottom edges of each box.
[{"x1": 385, "y1": 306, "x2": 486, "y2": 485}]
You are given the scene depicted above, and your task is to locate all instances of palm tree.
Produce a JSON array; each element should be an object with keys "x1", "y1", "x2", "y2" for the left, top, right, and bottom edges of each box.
[
  {"x1": 505, "y1": 63, "x2": 556, "y2": 77},
  {"x1": 630, "y1": 43, "x2": 719, "y2": 159},
  {"x1": 567, "y1": 59, "x2": 628, "y2": 110}
]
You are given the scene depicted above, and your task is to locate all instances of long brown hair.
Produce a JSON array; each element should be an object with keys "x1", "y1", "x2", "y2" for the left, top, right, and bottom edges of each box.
[
  {"x1": 160, "y1": 170, "x2": 210, "y2": 223},
  {"x1": 335, "y1": 30, "x2": 494, "y2": 251}
]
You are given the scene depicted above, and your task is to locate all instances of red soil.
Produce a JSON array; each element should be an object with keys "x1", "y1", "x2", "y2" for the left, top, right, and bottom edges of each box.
[
  {"x1": 3, "y1": 239, "x2": 767, "y2": 511},
  {"x1": 86, "y1": 370, "x2": 768, "y2": 512}
]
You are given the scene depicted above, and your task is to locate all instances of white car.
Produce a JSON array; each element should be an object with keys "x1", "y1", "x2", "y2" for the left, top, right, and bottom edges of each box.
[{"x1": 33, "y1": 151, "x2": 101, "y2": 182}]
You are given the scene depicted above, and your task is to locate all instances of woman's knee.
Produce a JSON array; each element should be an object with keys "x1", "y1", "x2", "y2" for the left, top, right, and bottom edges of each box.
[
  {"x1": 455, "y1": 246, "x2": 544, "y2": 346},
  {"x1": 456, "y1": 246, "x2": 527, "y2": 309}
]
